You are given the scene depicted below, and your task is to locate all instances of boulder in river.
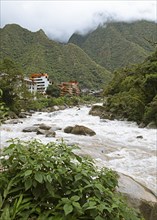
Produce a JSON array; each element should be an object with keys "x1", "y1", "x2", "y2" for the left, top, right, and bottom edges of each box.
[
  {"x1": 7, "y1": 111, "x2": 19, "y2": 119},
  {"x1": 64, "y1": 125, "x2": 96, "y2": 136},
  {"x1": 38, "y1": 123, "x2": 51, "y2": 130},
  {"x1": 5, "y1": 119, "x2": 23, "y2": 124},
  {"x1": 89, "y1": 105, "x2": 114, "y2": 120},
  {"x1": 89, "y1": 105, "x2": 105, "y2": 116},
  {"x1": 45, "y1": 130, "x2": 56, "y2": 137},
  {"x1": 64, "y1": 126, "x2": 73, "y2": 133},
  {"x1": 146, "y1": 122, "x2": 157, "y2": 129},
  {"x1": 36, "y1": 128, "x2": 47, "y2": 135},
  {"x1": 22, "y1": 126, "x2": 38, "y2": 132},
  {"x1": 18, "y1": 112, "x2": 32, "y2": 118}
]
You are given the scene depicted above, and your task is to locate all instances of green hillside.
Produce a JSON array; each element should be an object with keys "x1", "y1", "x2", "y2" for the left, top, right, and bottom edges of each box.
[
  {"x1": 69, "y1": 20, "x2": 157, "y2": 71},
  {"x1": 0, "y1": 24, "x2": 111, "y2": 89},
  {"x1": 103, "y1": 50, "x2": 157, "y2": 126}
]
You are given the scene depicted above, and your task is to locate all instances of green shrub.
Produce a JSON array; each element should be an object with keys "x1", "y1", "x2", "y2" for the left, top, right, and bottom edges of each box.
[
  {"x1": 28, "y1": 98, "x2": 49, "y2": 111},
  {"x1": 143, "y1": 95, "x2": 157, "y2": 125},
  {"x1": 106, "y1": 91, "x2": 145, "y2": 122},
  {"x1": 0, "y1": 139, "x2": 142, "y2": 220},
  {"x1": 0, "y1": 89, "x2": 9, "y2": 123},
  {"x1": 46, "y1": 84, "x2": 61, "y2": 98}
]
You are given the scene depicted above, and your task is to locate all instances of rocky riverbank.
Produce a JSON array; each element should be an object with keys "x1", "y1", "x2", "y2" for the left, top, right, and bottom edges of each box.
[
  {"x1": 1, "y1": 104, "x2": 156, "y2": 219},
  {"x1": 89, "y1": 104, "x2": 157, "y2": 129}
]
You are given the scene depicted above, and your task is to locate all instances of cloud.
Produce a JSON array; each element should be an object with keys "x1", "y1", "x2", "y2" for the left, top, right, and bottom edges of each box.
[{"x1": 1, "y1": 0, "x2": 156, "y2": 42}]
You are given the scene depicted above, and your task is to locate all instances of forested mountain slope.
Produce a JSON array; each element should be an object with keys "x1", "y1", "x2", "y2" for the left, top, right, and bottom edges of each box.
[
  {"x1": 69, "y1": 20, "x2": 157, "y2": 71},
  {"x1": 0, "y1": 24, "x2": 111, "y2": 89}
]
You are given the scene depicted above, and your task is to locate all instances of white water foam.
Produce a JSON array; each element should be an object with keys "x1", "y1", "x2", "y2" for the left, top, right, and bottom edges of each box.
[{"x1": 0, "y1": 105, "x2": 157, "y2": 194}]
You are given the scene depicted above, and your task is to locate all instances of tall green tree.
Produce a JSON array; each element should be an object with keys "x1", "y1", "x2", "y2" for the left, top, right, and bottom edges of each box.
[
  {"x1": 46, "y1": 83, "x2": 61, "y2": 98},
  {"x1": 0, "y1": 89, "x2": 8, "y2": 123},
  {"x1": 0, "y1": 58, "x2": 32, "y2": 113}
]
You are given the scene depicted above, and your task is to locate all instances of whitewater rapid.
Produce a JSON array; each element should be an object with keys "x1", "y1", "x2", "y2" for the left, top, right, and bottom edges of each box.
[{"x1": 0, "y1": 105, "x2": 157, "y2": 194}]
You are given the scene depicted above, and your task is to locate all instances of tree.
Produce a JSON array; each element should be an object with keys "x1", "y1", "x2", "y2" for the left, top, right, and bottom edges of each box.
[
  {"x1": 0, "y1": 59, "x2": 32, "y2": 113},
  {"x1": 0, "y1": 89, "x2": 8, "y2": 123},
  {"x1": 46, "y1": 83, "x2": 60, "y2": 98}
]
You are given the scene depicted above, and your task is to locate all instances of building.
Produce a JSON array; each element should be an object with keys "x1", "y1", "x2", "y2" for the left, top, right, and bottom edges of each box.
[
  {"x1": 24, "y1": 78, "x2": 37, "y2": 94},
  {"x1": 59, "y1": 81, "x2": 80, "y2": 96},
  {"x1": 25, "y1": 73, "x2": 51, "y2": 94}
]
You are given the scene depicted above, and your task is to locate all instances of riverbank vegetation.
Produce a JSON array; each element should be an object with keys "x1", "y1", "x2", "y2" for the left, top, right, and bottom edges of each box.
[
  {"x1": 0, "y1": 59, "x2": 33, "y2": 116},
  {"x1": 0, "y1": 139, "x2": 143, "y2": 220},
  {"x1": 103, "y1": 50, "x2": 157, "y2": 126}
]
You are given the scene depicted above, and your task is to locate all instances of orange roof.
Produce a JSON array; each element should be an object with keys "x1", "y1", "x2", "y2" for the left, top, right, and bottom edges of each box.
[{"x1": 30, "y1": 73, "x2": 48, "y2": 78}]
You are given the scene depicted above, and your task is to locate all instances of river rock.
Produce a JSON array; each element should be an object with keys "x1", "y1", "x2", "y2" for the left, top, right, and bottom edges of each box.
[
  {"x1": 36, "y1": 128, "x2": 47, "y2": 135},
  {"x1": 5, "y1": 119, "x2": 23, "y2": 124},
  {"x1": 139, "y1": 122, "x2": 146, "y2": 128},
  {"x1": 18, "y1": 111, "x2": 32, "y2": 118},
  {"x1": 89, "y1": 105, "x2": 114, "y2": 120},
  {"x1": 117, "y1": 173, "x2": 157, "y2": 220},
  {"x1": 64, "y1": 125, "x2": 96, "y2": 136},
  {"x1": 39, "y1": 123, "x2": 51, "y2": 130},
  {"x1": 146, "y1": 122, "x2": 157, "y2": 129},
  {"x1": 49, "y1": 127, "x2": 62, "y2": 131},
  {"x1": 29, "y1": 110, "x2": 35, "y2": 113},
  {"x1": 100, "y1": 111, "x2": 114, "y2": 120},
  {"x1": 72, "y1": 125, "x2": 96, "y2": 136},
  {"x1": 7, "y1": 111, "x2": 19, "y2": 119},
  {"x1": 53, "y1": 105, "x2": 60, "y2": 111},
  {"x1": 64, "y1": 126, "x2": 73, "y2": 133},
  {"x1": 59, "y1": 105, "x2": 66, "y2": 110},
  {"x1": 89, "y1": 105, "x2": 105, "y2": 116},
  {"x1": 136, "y1": 135, "x2": 143, "y2": 139},
  {"x1": 45, "y1": 130, "x2": 56, "y2": 137},
  {"x1": 22, "y1": 126, "x2": 38, "y2": 132}
]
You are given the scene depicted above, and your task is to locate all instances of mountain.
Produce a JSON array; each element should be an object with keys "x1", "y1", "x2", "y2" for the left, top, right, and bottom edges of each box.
[
  {"x1": 0, "y1": 24, "x2": 111, "y2": 89},
  {"x1": 103, "y1": 50, "x2": 157, "y2": 126},
  {"x1": 69, "y1": 20, "x2": 157, "y2": 71}
]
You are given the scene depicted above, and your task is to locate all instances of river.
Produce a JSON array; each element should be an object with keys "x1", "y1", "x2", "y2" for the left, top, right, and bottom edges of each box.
[{"x1": 0, "y1": 105, "x2": 157, "y2": 195}]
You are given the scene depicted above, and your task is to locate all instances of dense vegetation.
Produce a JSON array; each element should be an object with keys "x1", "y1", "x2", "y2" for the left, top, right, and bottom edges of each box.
[
  {"x1": 0, "y1": 139, "x2": 143, "y2": 220},
  {"x1": 103, "y1": 50, "x2": 157, "y2": 126},
  {"x1": 0, "y1": 24, "x2": 111, "y2": 89},
  {"x1": 69, "y1": 20, "x2": 157, "y2": 71},
  {"x1": 0, "y1": 89, "x2": 8, "y2": 122},
  {"x1": 0, "y1": 59, "x2": 33, "y2": 115}
]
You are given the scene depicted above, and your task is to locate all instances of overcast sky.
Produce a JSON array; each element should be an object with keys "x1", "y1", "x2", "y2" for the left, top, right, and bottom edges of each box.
[{"x1": 1, "y1": 0, "x2": 157, "y2": 42}]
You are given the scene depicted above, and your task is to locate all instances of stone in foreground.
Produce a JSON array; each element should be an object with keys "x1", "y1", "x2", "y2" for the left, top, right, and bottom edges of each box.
[{"x1": 117, "y1": 173, "x2": 157, "y2": 220}]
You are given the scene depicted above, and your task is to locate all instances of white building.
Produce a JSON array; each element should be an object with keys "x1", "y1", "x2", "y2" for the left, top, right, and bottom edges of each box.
[
  {"x1": 25, "y1": 73, "x2": 50, "y2": 94},
  {"x1": 24, "y1": 78, "x2": 37, "y2": 94}
]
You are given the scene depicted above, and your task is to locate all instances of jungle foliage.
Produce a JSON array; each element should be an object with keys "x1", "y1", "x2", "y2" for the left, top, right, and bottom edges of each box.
[
  {"x1": 0, "y1": 89, "x2": 9, "y2": 123},
  {"x1": 0, "y1": 59, "x2": 33, "y2": 114},
  {"x1": 104, "y1": 50, "x2": 157, "y2": 125},
  {"x1": 0, "y1": 139, "x2": 143, "y2": 220}
]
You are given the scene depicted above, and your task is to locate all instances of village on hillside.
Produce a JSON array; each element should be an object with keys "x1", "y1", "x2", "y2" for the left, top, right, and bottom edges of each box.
[
  {"x1": 24, "y1": 73, "x2": 80, "y2": 96},
  {"x1": 24, "y1": 73, "x2": 103, "y2": 97}
]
